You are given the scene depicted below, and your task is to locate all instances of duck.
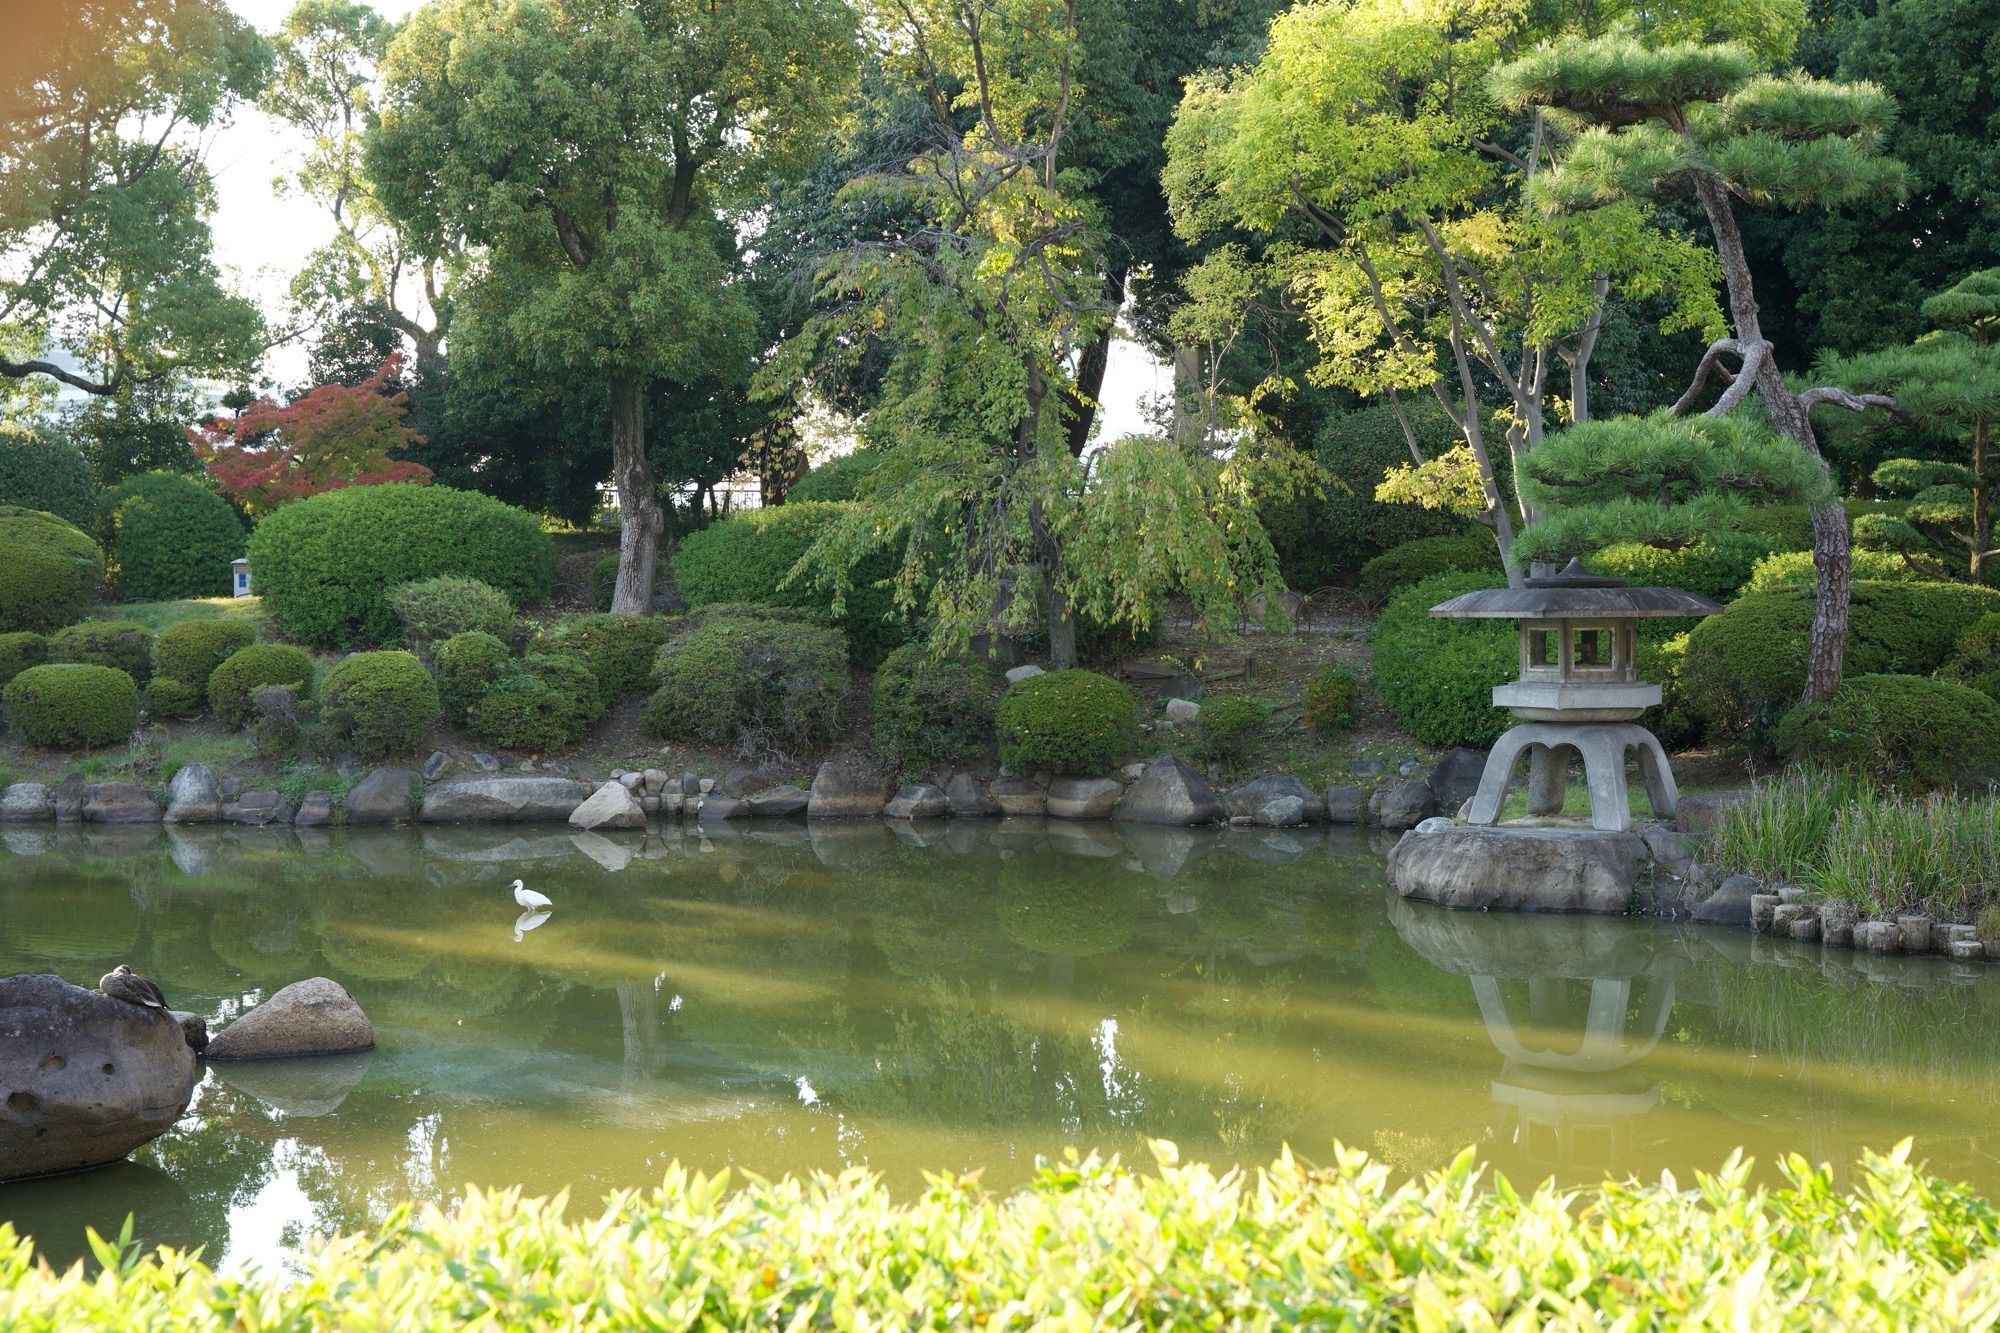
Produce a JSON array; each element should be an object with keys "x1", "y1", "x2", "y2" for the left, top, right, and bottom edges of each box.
[
  {"x1": 99, "y1": 964, "x2": 168, "y2": 1010},
  {"x1": 511, "y1": 879, "x2": 553, "y2": 912}
]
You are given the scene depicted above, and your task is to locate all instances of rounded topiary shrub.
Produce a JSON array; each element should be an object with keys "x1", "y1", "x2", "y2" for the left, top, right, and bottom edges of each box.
[
  {"x1": 0, "y1": 630, "x2": 47, "y2": 690},
  {"x1": 1682, "y1": 580, "x2": 2000, "y2": 743},
  {"x1": 994, "y1": 669, "x2": 1137, "y2": 775},
  {"x1": 672, "y1": 502, "x2": 905, "y2": 666},
  {"x1": 1587, "y1": 532, "x2": 1777, "y2": 603},
  {"x1": 473, "y1": 653, "x2": 603, "y2": 752},
  {"x1": 869, "y1": 643, "x2": 995, "y2": 770},
  {"x1": 49, "y1": 620, "x2": 154, "y2": 686},
  {"x1": 98, "y1": 471, "x2": 245, "y2": 600},
  {"x1": 388, "y1": 575, "x2": 515, "y2": 658},
  {"x1": 1773, "y1": 674, "x2": 2000, "y2": 790},
  {"x1": 246, "y1": 483, "x2": 554, "y2": 646},
  {"x1": 0, "y1": 421, "x2": 97, "y2": 531},
  {"x1": 320, "y1": 650, "x2": 440, "y2": 758},
  {"x1": 1302, "y1": 666, "x2": 1361, "y2": 737},
  {"x1": 1194, "y1": 695, "x2": 1269, "y2": 763},
  {"x1": 1743, "y1": 547, "x2": 1922, "y2": 596},
  {"x1": 1938, "y1": 613, "x2": 2000, "y2": 703},
  {"x1": 209, "y1": 643, "x2": 315, "y2": 727},
  {"x1": 146, "y1": 676, "x2": 202, "y2": 720},
  {"x1": 1370, "y1": 570, "x2": 1514, "y2": 748},
  {"x1": 0, "y1": 506, "x2": 105, "y2": 634},
  {"x1": 787, "y1": 448, "x2": 883, "y2": 504},
  {"x1": 643, "y1": 616, "x2": 849, "y2": 752},
  {"x1": 4, "y1": 663, "x2": 139, "y2": 748},
  {"x1": 435, "y1": 630, "x2": 512, "y2": 724},
  {"x1": 1354, "y1": 533, "x2": 1502, "y2": 608},
  {"x1": 536, "y1": 613, "x2": 672, "y2": 707},
  {"x1": 153, "y1": 618, "x2": 258, "y2": 690}
]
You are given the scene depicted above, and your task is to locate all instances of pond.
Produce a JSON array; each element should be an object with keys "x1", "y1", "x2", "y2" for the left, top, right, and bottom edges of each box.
[{"x1": 4, "y1": 818, "x2": 2000, "y2": 1273}]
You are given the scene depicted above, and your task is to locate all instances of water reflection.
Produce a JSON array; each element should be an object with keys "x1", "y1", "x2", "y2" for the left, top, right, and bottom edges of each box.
[{"x1": 4, "y1": 819, "x2": 2000, "y2": 1274}]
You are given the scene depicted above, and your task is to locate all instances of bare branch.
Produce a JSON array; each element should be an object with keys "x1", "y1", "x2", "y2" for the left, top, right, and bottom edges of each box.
[
  {"x1": 1705, "y1": 341, "x2": 1767, "y2": 417},
  {"x1": 1799, "y1": 385, "x2": 1903, "y2": 417},
  {"x1": 1670, "y1": 337, "x2": 1748, "y2": 415}
]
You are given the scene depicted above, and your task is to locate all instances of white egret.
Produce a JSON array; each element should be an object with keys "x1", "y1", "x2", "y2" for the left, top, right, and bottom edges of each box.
[{"x1": 511, "y1": 879, "x2": 553, "y2": 911}]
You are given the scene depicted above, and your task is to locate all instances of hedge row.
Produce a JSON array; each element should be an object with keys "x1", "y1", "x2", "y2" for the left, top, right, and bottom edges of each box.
[{"x1": 2, "y1": 1145, "x2": 1995, "y2": 1328}]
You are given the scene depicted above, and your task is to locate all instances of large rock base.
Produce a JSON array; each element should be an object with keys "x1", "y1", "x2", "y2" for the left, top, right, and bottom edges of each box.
[{"x1": 1387, "y1": 820, "x2": 1652, "y2": 915}]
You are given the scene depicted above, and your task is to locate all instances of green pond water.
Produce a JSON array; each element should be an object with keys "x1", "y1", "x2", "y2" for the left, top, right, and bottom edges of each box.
[{"x1": 4, "y1": 818, "x2": 2000, "y2": 1273}]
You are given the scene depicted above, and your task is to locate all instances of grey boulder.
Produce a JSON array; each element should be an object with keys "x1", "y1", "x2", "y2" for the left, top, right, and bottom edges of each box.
[
  {"x1": 1376, "y1": 778, "x2": 1437, "y2": 831},
  {"x1": 345, "y1": 767, "x2": 419, "y2": 825},
  {"x1": 884, "y1": 783, "x2": 949, "y2": 819},
  {"x1": 1046, "y1": 777, "x2": 1124, "y2": 820},
  {"x1": 0, "y1": 782, "x2": 53, "y2": 822},
  {"x1": 747, "y1": 785, "x2": 811, "y2": 818},
  {"x1": 1225, "y1": 775, "x2": 1321, "y2": 823},
  {"x1": 0, "y1": 974, "x2": 198, "y2": 1181},
  {"x1": 945, "y1": 772, "x2": 1001, "y2": 817},
  {"x1": 207, "y1": 977, "x2": 374, "y2": 1061},
  {"x1": 82, "y1": 782, "x2": 160, "y2": 824},
  {"x1": 1255, "y1": 796, "x2": 1310, "y2": 828},
  {"x1": 1322, "y1": 786, "x2": 1365, "y2": 825},
  {"x1": 806, "y1": 757, "x2": 893, "y2": 818},
  {"x1": 696, "y1": 794, "x2": 750, "y2": 822},
  {"x1": 569, "y1": 781, "x2": 647, "y2": 831},
  {"x1": 162, "y1": 764, "x2": 220, "y2": 824},
  {"x1": 1388, "y1": 822, "x2": 1648, "y2": 914},
  {"x1": 294, "y1": 791, "x2": 335, "y2": 827},
  {"x1": 1693, "y1": 874, "x2": 1760, "y2": 928},
  {"x1": 1425, "y1": 747, "x2": 1489, "y2": 813},
  {"x1": 1114, "y1": 756, "x2": 1225, "y2": 826},
  {"x1": 988, "y1": 776, "x2": 1047, "y2": 817},
  {"x1": 419, "y1": 776, "x2": 588, "y2": 823},
  {"x1": 222, "y1": 789, "x2": 293, "y2": 827}
]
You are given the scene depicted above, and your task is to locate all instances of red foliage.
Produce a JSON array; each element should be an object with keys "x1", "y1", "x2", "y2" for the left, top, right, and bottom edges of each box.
[{"x1": 192, "y1": 355, "x2": 431, "y2": 513}]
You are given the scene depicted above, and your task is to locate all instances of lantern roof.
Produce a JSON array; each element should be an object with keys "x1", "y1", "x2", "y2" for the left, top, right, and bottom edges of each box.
[{"x1": 1427, "y1": 557, "x2": 1724, "y2": 620}]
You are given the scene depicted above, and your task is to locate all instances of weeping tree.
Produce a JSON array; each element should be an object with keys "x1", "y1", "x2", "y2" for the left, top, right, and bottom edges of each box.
[
  {"x1": 1817, "y1": 270, "x2": 2000, "y2": 579},
  {"x1": 368, "y1": 0, "x2": 858, "y2": 614},
  {"x1": 1492, "y1": 37, "x2": 1906, "y2": 702},
  {"x1": 1511, "y1": 411, "x2": 1829, "y2": 561}
]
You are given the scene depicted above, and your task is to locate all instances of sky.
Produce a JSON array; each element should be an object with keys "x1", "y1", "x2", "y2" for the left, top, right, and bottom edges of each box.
[{"x1": 207, "y1": 0, "x2": 1169, "y2": 443}]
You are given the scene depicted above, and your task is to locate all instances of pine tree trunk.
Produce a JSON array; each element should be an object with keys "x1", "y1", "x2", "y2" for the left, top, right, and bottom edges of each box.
[
  {"x1": 608, "y1": 369, "x2": 662, "y2": 614},
  {"x1": 1693, "y1": 176, "x2": 1848, "y2": 703},
  {"x1": 1974, "y1": 422, "x2": 1990, "y2": 582}
]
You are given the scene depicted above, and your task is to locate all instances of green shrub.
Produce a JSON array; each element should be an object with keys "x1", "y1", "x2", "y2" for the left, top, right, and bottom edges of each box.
[
  {"x1": 1772, "y1": 674, "x2": 2000, "y2": 790},
  {"x1": 1938, "y1": 613, "x2": 2000, "y2": 702},
  {"x1": 1259, "y1": 400, "x2": 1468, "y2": 590},
  {"x1": 1301, "y1": 666, "x2": 1361, "y2": 737},
  {"x1": 672, "y1": 501, "x2": 905, "y2": 665},
  {"x1": 388, "y1": 575, "x2": 515, "y2": 658},
  {"x1": 869, "y1": 643, "x2": 995, "y2": 770},
  {"x1": 1370, "y1": 569, "x2": 1515, "y2": 748},
  {"x1": 146, "y1": 675, "x2": 202, "y2": 720},
  {"x1": 3, "y1": 1142, "x2": 1995, "y2": 1327},
  {"x1": 994, "y1": 669, "x2": 1137, "y2": 774},
  {"x1": 786, "y1": 448, "x2": 883, "y2": 503},
  {"x1": 320, "y1": 650, "x2": 440, "y2": 758},
  {"x1": 246, "y1": 483, "x2": 554, "y2": 646},
  {"x1": 152, "y1": 618, "x2": 257, "y2": 690},
  {"x1": 1587, "y1": 532, "x2": 1777, "y2": 602},
  {"x1": 48, "y1": 620, "x2": 154, "y2": 686},
  {"x1": 643, "y1": 616, "x2": 849, "y2": 753},
  {"x1": 1353, "y1": 532, "x2": 1501, "y2": 608},
  {"x1": 435, "y1": 630, "x2": 512, "y2": 725},
  {"x1": 1637, "y1": 630, "x2": 1701, "y2": 751},
  {"x1": 0, "y1": 420, "x2": 96, "y2": 530},
  {"x1": 1744, "y1": 547, "x2": 1924, "y2": 596},
  {"x1": 536, "y1": 613, "x2": 672, "y2": 707},
  {"x1": 98, "y1": 471, "x2": 244, "y2": 600},
  {"x1": 3, "y1": 663, "x2": 138, "y2": 748},
  {"x1": 209, "y1": 643, "x2": 315, "y2": 727},
  {"x1": 588, "y1": 553, "x2": 666, "y2": 612},
  {"x1": 473, "y1": 653, "x2": 604, "y2": 752},
  {"x1": 0, "y1": 631, "x2": 47, "y2": 690},
  {"x1": 1682, "y1": 581, "x2": 2000, "y2": 743},
  {"x1": 0, "y1": 506, "x2": 104, "y2": 634},
  {"x1": 1193, "y1": 695, "x2": 1268, "y2": 763}
]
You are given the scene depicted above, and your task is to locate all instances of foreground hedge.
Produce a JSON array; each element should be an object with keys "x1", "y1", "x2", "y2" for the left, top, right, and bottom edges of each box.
[{"x1": 5, "y1": 1144, "x2": 1999, "y2": 1328}]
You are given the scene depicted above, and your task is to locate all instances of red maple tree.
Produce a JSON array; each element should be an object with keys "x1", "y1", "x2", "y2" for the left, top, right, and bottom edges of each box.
[{"x1": 192, "y1": 355, "x2": 432, "y2": 514}]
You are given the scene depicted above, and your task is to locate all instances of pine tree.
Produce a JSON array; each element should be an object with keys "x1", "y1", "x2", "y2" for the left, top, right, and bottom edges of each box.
[{"x1": 1492, "y1": 37, "x2": 1904, "y2": 701}]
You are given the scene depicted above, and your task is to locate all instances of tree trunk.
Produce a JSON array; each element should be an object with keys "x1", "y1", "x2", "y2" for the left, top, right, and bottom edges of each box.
[
  {"x1": 1974, "y1": 422, "x2": 1990, "y2": 582},
  {"x1": 608, "y1": 369, "x2": 663, "y2": 614},
  {"x1": 1170, "y1": 345, "x2": 1203, "y2": 447},
  {"x1": 1062, "y1": 268, "x2": 1126, "y2": 457},
  {"x1": 1693, "y1": 176, "x2": 1847, "y2": 703}
]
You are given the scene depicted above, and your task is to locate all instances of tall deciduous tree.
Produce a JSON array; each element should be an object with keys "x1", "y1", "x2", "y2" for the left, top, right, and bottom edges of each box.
[
  {"x1": 0, "y1": 0, "x2": 268, "y2": 396},
  {"x1": 1165, "y1": 0, "x2": 1724, "y2": 581},
  {"x1": 1493, "y1": 37, "x2": 1905, "y2": 701},
  {"x1": 368, "y1": 0, "x2": 858, "y2": 612}
]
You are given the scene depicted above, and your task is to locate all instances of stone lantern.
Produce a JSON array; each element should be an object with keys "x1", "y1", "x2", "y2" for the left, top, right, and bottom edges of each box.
[{"x1": 1428, "y1": 560, "x2": 1722, "y2": 833}]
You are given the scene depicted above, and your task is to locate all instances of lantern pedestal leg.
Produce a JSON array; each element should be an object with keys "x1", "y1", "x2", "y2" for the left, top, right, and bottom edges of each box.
[
  {"x1": 1526, "y1": 744, "x2": 1567, "y2": 816},
  {"x1": 1464, "y1": 722, "x2": 1678, "y2": 833}
]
